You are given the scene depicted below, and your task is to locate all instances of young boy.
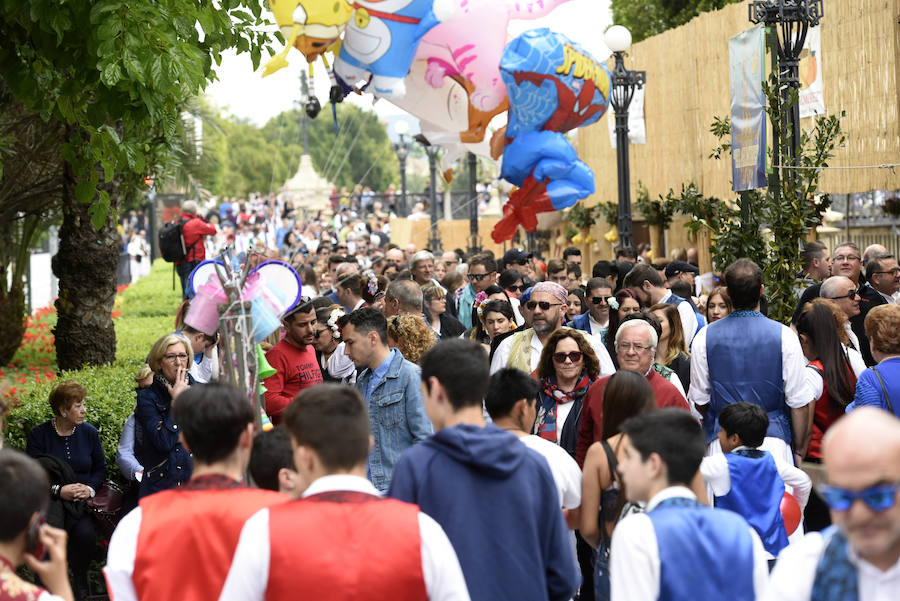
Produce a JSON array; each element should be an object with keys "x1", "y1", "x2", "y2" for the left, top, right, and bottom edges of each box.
[
  {"x1": 700, "y1": 401, "x2": 812, "y2": 557},
  {"x1": 248, "y1": 427, "x2": 306, "y2": 497},
  {"x1": 610, "y1": 408, "x2": 769, "y2": 601},
  {"x1": 0, "y1": 449, "x2": 74, "y2": 601}
]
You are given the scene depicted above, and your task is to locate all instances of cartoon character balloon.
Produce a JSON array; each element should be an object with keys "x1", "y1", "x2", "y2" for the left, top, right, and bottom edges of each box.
[
  {"x1": 264, "y1": 0, "x2": 353, "y2": 76},
  {"x1": 416, "y1": 0, "x2": 571, "y2": 113},
  {"x1": 492, "y1": 28, "x2": 611, "y2": 243},
  {"x1": 333, "y1": 0, "x2": 454, "y2": 99}
]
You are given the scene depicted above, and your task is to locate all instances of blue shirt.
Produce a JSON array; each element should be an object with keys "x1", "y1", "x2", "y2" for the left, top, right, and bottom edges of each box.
[
  {"x1": 848, "y1": 356, "x2": 900, "y2": 416},
  {"x1": 366, "y1": 351, "x2": 395, "y2": 399}
]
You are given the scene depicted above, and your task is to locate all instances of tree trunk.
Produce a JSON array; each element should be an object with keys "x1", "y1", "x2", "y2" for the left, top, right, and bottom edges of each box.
[
  {"x1": 0, "y1": 285, "x2": 26, "y2": 365},
  {"x1": 52, "y1": 165, "x2": 120, "y2": 370}
]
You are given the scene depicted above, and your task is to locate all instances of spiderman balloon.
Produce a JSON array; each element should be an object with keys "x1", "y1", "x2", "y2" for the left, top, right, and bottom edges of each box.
[{"x1": 493, "y1": 28, "x2": 611, "y2": 243}]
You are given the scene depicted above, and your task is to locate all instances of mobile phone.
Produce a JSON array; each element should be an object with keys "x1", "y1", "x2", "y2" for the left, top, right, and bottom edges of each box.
[{"x1": 26, "y1": 511, "x2": 47, "y2": 559}]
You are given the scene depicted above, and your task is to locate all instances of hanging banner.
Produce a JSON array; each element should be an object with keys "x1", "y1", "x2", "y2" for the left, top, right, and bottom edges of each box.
[
  {"x1": 798, "y1": 26, "x2": 824, "y2": 118},
  {"x1": 607, "y1": 86, "x2": 646, "y2": 148},
  {"x1": 729, "y1": 24, "x2": 767, "y2": 192}
]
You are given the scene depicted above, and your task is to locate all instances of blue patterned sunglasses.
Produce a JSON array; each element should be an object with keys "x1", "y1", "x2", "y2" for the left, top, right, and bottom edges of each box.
[{"x1": 820, "y1": 480, "x2": 900, "y2": 512}]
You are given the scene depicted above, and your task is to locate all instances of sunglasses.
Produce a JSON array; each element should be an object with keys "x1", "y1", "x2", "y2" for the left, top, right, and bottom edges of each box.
[
  {"x1": 508, "y1": 285, "x2": 528, "y2": 293},
  {"x1": 468, "y1": 272, "x2": 493, "y2": 281},
  {"x1": 590, "y1": 295, "x2": 613, "y2": 305},
  {"x1": 828, "y1": 290, "x2": 860, "y2": 301},
  {"x1": 820, "y1": 480, "x2": 900, "y2": 513},
  {"x1": 553, "y1": 351, "x2": 583, "y2": 364},
  {"x1": 526, "y1": 300, "x2": 564, "y2": 311},
  {"x1": 513, "y1": 259, "x2": 529, "y2": 265}
]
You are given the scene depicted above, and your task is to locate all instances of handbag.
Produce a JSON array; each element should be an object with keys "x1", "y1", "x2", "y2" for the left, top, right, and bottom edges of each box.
[{"x1": 87, "y1": 480, "x2": 125, "y2": 539}]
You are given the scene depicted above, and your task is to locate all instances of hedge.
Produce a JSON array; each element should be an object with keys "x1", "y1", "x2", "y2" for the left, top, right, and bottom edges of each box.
[{"x1": 5, "y1": 259, "x2": 183, "y2": 477}]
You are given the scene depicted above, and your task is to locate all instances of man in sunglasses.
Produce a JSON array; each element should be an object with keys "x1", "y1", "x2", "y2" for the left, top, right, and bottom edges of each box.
[
  {"x1": 490, "y1": 281, "x2": 614, "y2": 377},
  {"x1": 765, "y1": 407, "x2": 900, "y2": 600},
  {"x1": 458, "y1": 253, "x2": 497, "y2": 330},
  {"x1": 570, "y1": 277, "x2": 613, "y2": 339}
]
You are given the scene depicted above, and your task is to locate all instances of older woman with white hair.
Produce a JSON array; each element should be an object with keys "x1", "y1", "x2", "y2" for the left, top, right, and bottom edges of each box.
[{"x1": 134, "y1": 333, "x2": 195, "y2": 497}]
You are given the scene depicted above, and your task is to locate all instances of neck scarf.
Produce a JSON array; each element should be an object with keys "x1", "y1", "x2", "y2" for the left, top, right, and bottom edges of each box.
[
  {"x1": 537, "y1": 372, "x2": 591, "y2": 442},
  {"x1": 811, "y1": 528, "x2": 859, "y2": 601}
]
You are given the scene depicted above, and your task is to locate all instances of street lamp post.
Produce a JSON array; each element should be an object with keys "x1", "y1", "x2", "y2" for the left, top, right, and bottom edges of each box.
[
  {"x1": 392, "y1": 120, "x2": 412, "y2": 217},
  {"x1": 467, "y1": 152, "x2": 480, "y2": 255},
  {"x1": 605, "y1": 25, "x2": 645, "y2": 250},
  {"x1": 749, "y1": 0, "x2": 824, "y2": 162},
  {"x1": 425, "y1": 145, "x2": 443, "y2": 252}
]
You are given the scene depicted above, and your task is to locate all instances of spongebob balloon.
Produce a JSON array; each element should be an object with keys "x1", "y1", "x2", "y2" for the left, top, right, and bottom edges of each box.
[
  {"x1": 263, "y1": 0, "x2": 353, "y2": 77},
  {"x1": 334, "y1": 0, "x2": 454, "y2": 99}
]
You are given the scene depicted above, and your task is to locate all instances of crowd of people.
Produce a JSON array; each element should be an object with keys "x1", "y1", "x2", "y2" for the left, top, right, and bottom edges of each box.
[{"x1": 3, "y1": 195, "x2": 900, "y2": 601}]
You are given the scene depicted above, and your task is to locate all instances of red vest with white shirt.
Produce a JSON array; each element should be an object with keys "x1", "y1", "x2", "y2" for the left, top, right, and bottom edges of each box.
[{"x1": 265, "y1": 491, "x2": 427, "y2": 601}]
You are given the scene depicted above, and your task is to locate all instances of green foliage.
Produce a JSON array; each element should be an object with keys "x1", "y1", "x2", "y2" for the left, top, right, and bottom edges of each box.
[
  {"x1": 611, "y1": 0, "x2": 743, "y2": 43},
  {"x1": 595, "y1": 200, "x2": 619, "y2": 226},
  {"x1": 634, "y1": 181, "x2": 676, "y2": 229},
  {"x1": 568, "y1": 202, "x2": 597, "y2": 229},
  {"x1": 191, "y1": 102, "x2": 399, "y2": 196},
  {"x1": 669, "y1": 71, "x2": 844, "y2": 324},
  {"x1": 0, "y1": 0, "x2": 274, "y2": 225}
]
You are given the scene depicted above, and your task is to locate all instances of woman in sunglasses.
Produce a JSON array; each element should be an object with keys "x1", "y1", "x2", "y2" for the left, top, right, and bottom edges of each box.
[{"x1": 533, "y1": 329, "x2": 602, "y2": 459}]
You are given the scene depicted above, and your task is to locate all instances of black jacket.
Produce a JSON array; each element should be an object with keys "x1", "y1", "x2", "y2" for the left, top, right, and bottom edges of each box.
[{"x1": 33, "y1": 454, "x2": 87, "y2": 530}]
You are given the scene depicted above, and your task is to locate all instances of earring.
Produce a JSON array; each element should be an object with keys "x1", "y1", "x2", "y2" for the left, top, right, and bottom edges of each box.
[{"x1": 62, "y1": 413, "x2": 67, "y2": 418}]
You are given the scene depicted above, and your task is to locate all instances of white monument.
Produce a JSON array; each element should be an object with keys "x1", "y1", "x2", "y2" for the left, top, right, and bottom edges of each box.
[{"x1": 283, "y1": 154, "x2": 332, "y2": 212}]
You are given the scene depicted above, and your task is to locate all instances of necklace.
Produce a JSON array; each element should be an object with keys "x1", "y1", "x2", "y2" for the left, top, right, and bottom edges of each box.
[{"x1": 52, "y1": 417, "x2": 75, "y2": 437}]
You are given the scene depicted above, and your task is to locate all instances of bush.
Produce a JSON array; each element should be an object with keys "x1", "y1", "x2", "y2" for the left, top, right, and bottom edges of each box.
[
  {"x1": 4, "y1": 258, "x2": 183, "y2": 478},
  {"x1": 5, "y1": 365, "x2": 139, "y2": 481}
]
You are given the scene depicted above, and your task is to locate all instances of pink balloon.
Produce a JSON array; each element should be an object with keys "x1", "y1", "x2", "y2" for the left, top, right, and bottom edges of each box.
[
  {"x1": 781, "y1": 492, "x2": 802, "y2": 536},
  {"x1": 416, "y1": 0, "x2": 573, "y2": 112}
]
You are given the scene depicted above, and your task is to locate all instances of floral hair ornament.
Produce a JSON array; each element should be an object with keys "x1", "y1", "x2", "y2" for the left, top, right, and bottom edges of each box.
[
  {"x1": 365, "y1": 269, "x2": 379, "y2": 296},
  {"x1": 608, "y1": 296, "x2": 619, "y2": 311},
  {"x1": 326, "y1": 308, "x2": 345, "y2": 340},
  {"x1": 474, "y1": 291, "x2": 489, "y2": 323}
]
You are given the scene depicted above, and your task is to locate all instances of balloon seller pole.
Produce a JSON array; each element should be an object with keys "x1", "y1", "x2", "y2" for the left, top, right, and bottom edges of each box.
[
  {"x1": 609, "y1": 49, "x2": 645, "y2": 250},
  {"x1": 215, "y1": 254, "x2": 262, "y2": 431}
]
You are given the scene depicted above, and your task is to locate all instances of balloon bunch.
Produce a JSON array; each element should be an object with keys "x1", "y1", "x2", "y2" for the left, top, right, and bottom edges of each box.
[{"x1": 263, "y1": 1, "x2": 612, "y2": 235}]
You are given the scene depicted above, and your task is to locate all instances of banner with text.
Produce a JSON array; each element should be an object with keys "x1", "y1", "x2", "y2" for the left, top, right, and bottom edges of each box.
[{"x1": 729, "y1": 25, "x2": 767, "y2": 192}]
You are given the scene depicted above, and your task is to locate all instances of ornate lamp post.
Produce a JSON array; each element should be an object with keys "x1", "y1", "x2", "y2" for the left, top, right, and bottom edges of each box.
[
  {"x1": 425, "y1": 145, "x2": 443, "y2": 252},
  {"x1": 749, "y1": 0, "x2": 823, "y2": 162},
  {"x1": 392, "y1": 120, "x2": 412, "y2": 216},
  {"x1": 467, "y1": 152, "x2": 480, "y2": 255},
  {"x1": 605, "y1": 25, "x2": 645, "y2": 250}
]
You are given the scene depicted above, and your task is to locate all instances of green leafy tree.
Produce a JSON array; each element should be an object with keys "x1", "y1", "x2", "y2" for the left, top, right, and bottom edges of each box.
[
  {"x1": 611, "y1": 0, "x2": 743, "y2": 42},
  {"x1": 0, "y1": 1, "x2": 273, "y2": 369},
  {"x1": 669, "y1": 72, "x2": 843, "y2": 323}
]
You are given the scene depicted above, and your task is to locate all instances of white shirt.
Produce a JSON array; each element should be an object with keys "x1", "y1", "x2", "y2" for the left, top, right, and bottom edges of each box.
[
  {"x1": 104, "y1": 506, "x2": 144, "y2": 601},
  {"x1": 764, "y1": 530, "x2": 900, "y2": 601},
  {"x1": 661, "y1": 291, "x2": 698, "y2": 348},
  {"x1": 609, "y1": 486, "x2": 769, "y2": 601},
  {"x1": 689, "y1": 319, "x2": 813, "y2": 412},
  {"x1": 518, "y1": 436, "x2": 582, "y2": 510},
  {"x1": 218, "y1": 475, "x2": 470, "y2": 601},
  {"x1": 588, "y1": 314, "x2": 609, "y2": 338},
  {"x1": 490, "y1": 328, "x2": 616, "y2": 376}
]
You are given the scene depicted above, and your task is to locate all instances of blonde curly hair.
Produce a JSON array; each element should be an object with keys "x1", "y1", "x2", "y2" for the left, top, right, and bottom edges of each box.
[{"x1": 387, "y1": 314, "x2": 437, "y2": 365}]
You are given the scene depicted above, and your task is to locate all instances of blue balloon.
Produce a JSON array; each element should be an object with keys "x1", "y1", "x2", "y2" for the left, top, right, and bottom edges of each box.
[{"x1": 500, "y1": 28, "x2": 611, "y2": 138}]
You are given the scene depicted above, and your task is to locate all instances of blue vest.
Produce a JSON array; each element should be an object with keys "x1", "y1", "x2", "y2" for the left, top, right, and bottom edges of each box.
[
  {"x1": 705, "y1": 311, "x2": 790, "y2": 444},
  {"x1": 717, "y1": 449, "x2": 789, "y2": 556},
  {"x1": 648, "y1": 497, "x2": 756, "y2": 601}
]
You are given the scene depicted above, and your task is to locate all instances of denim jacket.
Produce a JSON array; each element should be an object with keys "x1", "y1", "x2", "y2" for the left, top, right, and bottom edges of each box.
[
  {"x1": 134, "y1": 375, "x2": 194, "y2": 497},
  {"x1": 356, "y1": 349, "x2": 433, "y2": 491}
]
